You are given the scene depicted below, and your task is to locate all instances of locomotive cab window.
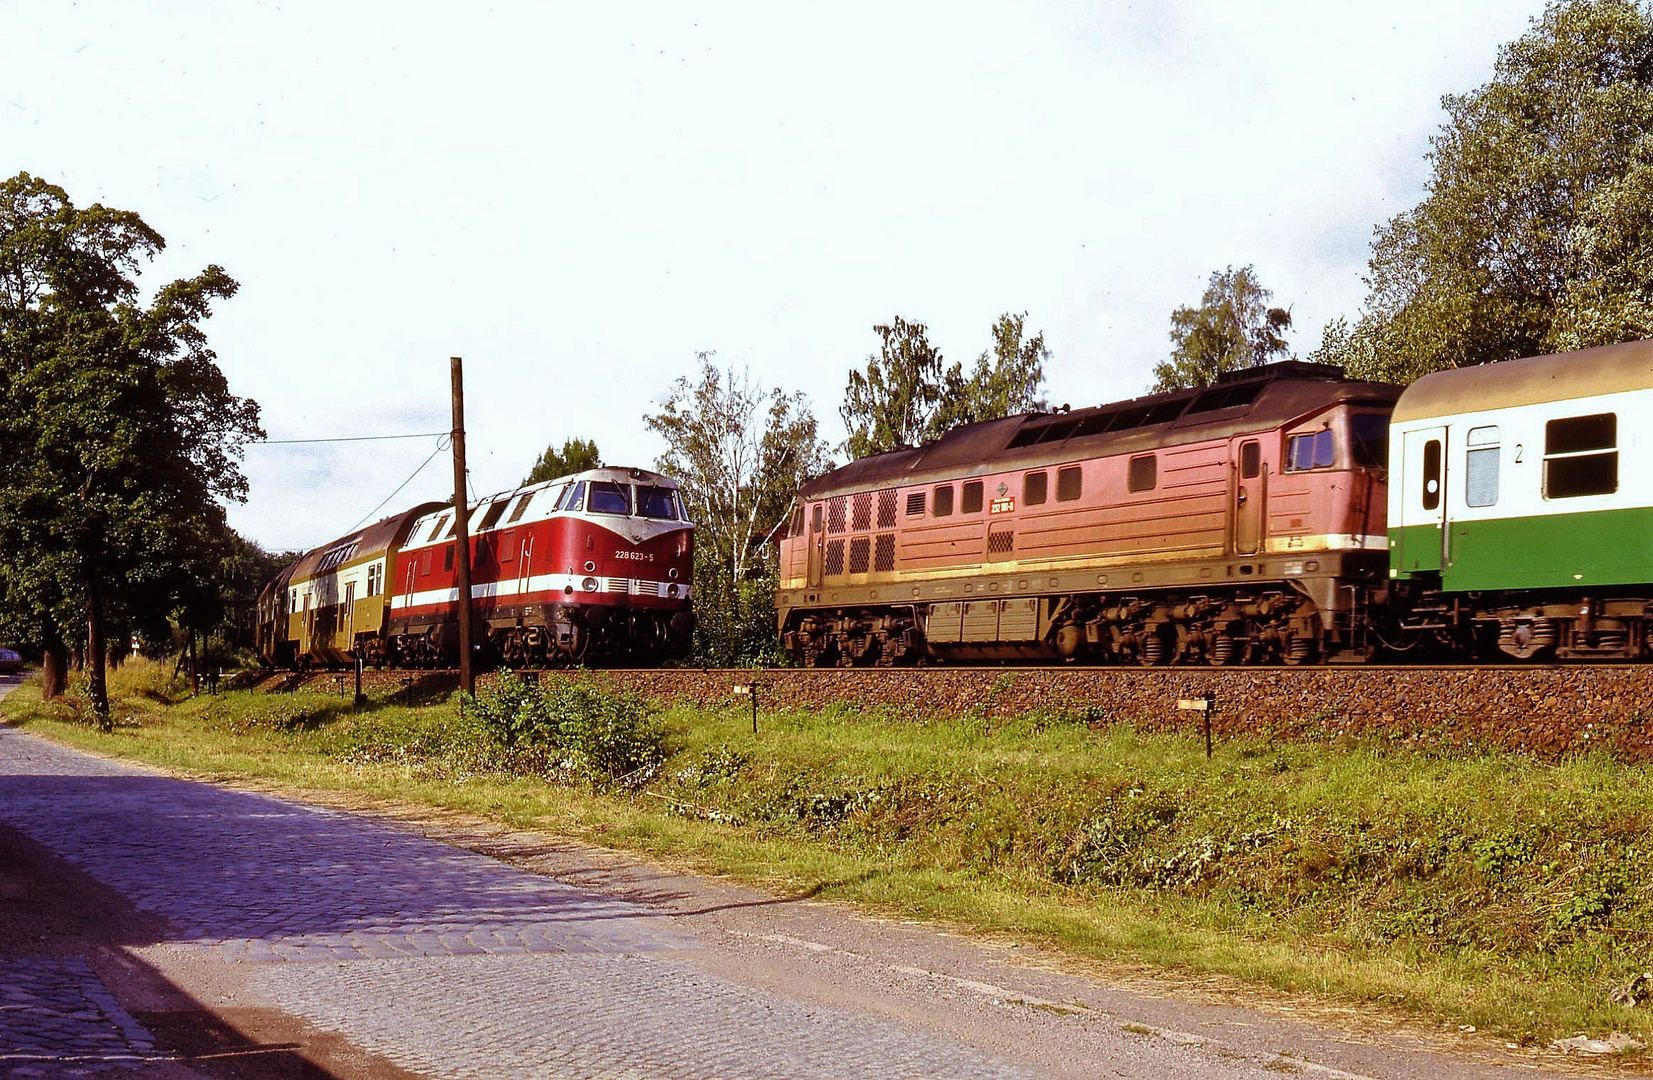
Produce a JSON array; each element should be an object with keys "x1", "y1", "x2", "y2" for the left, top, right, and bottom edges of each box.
[
  {"x1": 1350, "y1": 414, "x2": 1389, "y2": 468},
  {"x1": 1286, "y1": 429, "x2": 1335, "y2": 472},
  {"x1": 589, "y1": 481, "x2": 631, "y2": 515},
  {"x1": 1544, "y1": 412, "x2": 1617, "y2": 499},
  {"x1": 637, "y1": 485, "x2": 680, "y2": 520},
  {"x1": 932, "y1": 485, "x2": 954, "y2": 517},
  {"x1": 1056, "y1": 465, "x2": 1082, "y2": 502},
  {"x1": 961, "y1": 480, "x2": 984, "y2": 514},
  {"x1": 555, "y1": 481, "x2": 586, "y2": 513},
  {"x1": 1239, "y1": 441, "x2": 1261, "y2": 479},
  {"x1": 1024, "y1": 471, "x2": 1048, "y2": 506},
  {"x1": 1465, "y1": 425, "x2": 1500, "y2": 508},
  {"x1": 1127, "y1": 454, "x2": 1156, "y2": 493},
  {"x1": 812, "y1": 503, "x2": 823, "y2": 533}
]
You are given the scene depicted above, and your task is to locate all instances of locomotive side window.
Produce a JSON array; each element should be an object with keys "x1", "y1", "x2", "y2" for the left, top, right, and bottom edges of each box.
[
  {"x1": 812, "y1": 503, "x2": 824, "y2": 533},
  {"x1": 1286, "y1": 429, "x2": 1335, "y2": 472},
  {"x1": 1465, "y1": 425, "x2": 1500, "y2": 508},
  {"x1": 477, "y1": 500, "x2": 509, "y2": 532},
  {"x1": 932, "y1": 485, "x2": 954, "y2": 517},
  {"x1": 589, "y1": 482, "x2": 631, "y2": 515},
  {"x1": 1421, "y1": 439, "x2": 1442, "y2": 511},
  {"x1": 961, "y1": 480, "x2": 984, "y2": 514},
  {"x1": 505, "y1": 493, "x2": 534, "y2": 524},
  {"x1": 1350, "y1": 414, "x2": 1388, "y2": 468},
  {"x1": 1057, "y1": 466, "x2": 1082, "y2": 502},
  {"x1": 444, "y1": 547, "x2": 454, "y2": 571},
  {"x1": 1239, "y1": 441, "x2": 1261, "y2": 479},
  {"x1": 1127, "y1": 454, "x2": 1157, "y2": 493},
  {"x1": 905, "y1": 491, "x2": 925, "y2": 516},
  {"x1": 556, "y1": 482, "x2": 586, "y2": 512},
  {"x1": 1024, "y1": 471, "x2": 1048, "y2": 506},
  {"x1": 1544, "y1": 412, "x2": 1618, "y2": 499},
  {"x1": 427, "y1": 514, "x2": 450, "y2": 542}
]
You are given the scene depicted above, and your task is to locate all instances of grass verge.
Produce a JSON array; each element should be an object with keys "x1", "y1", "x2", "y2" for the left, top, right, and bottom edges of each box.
[{"x1": 6, "y1": 662, "x2": 1653, "y2": 1058}]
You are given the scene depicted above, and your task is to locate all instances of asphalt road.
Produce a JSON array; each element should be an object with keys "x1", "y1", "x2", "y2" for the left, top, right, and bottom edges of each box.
[{"x1": 0, "y1": 708, "x2": 1608, "y2": 1079}]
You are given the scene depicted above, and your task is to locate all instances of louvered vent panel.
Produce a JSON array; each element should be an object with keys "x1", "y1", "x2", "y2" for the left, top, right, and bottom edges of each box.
[
  {"x1": 827, "y1": 497, "x2": 848, "y2": 533},
  {"x1": 877, "y1": 489, "x2": 898, "y2": 528},
  {"x1": 824, "y1": 540, "x2": 846, "y2": 576},
  {"x1": 852, "y1": 492, "x2": 873, "y2": 531},
  {"x1": 905, "y1": 491, "x2": 925, "y2": 516},
  {"x1": 849, "y1": 536, "x2": 872, "y2": 574},
  {"x1": 874, "y1": 533, "x2": 896, "y2": 571}
]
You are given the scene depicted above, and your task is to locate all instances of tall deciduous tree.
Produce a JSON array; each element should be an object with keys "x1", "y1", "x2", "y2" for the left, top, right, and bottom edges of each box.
[
  {"x1": 524, "y1": 436, "x2": 601, "y2": 486},
  {"x1": 1315, "y1": 0, "x2": 1653, "y2": 382},
  {"x1": 1151, "y1": 266, "x2": 1292, "y2": 392},
  {"x1": 0, "y1": 172, "x2": 261, "y2": 725},
  {"x1": 841, "y1": 312, "x2": 1050, "y2": 459},
  {"x1": 645, "y1": 354, "x2": 830, "y2": 665}
]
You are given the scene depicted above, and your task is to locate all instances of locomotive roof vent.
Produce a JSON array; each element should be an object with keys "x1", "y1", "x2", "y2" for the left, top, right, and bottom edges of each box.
[{"x1": 1214, "y1": 359, "x2": 1345, "y2": 385}]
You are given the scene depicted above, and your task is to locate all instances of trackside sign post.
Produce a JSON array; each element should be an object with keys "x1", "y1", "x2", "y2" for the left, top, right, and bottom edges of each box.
[{"x1": 1178, "y1": 695, "x2": 1216, "y2": 759}]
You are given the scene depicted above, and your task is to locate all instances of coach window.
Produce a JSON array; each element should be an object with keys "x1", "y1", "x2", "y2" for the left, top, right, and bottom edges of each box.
[
  {"x1": 961, "y1": 480, "x2": 984, "y2": 514},
  {"x1": 932, "y1": 484, "x2": 954, "y2": 517},
  {"x1": 1465, "y1": 426, "x2": 1500, "y2": 508},
  {"x1": 1286, "y1": 429, "x2": 1335, "y2": 472},
  {"x1": 1024, "y1": 471, "x2": 1048, "y2": 506},
  {"x1": 1421, "y1": 439, "x2": 1442, "y2": 511},
  {"x1": 1544, "y1": 412, "x2": 1618, "y2": 499},
  {"x1": 1127, "y1": 454, "x2": 1157, "y2": 493},
  {"x1": 1057, "y1": 465, "x2": 1083, "y2": 502}
]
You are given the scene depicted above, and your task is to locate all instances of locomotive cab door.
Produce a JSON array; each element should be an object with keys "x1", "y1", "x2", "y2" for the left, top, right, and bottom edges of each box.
[
  {"x1": 1397, "y1": 426, "x2": 1449, "y2": 574},
  {"x1": 1233, "y1": 438, "x2": 1265, "y2": 555},
  {"x1": 807, "y1": 503, "x2": 824, "y2": 588}
]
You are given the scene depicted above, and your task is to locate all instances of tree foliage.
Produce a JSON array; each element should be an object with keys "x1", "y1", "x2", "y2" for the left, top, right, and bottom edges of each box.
[
  {"x1": 1315, "y1": 0, "x2": 1653, "y2": 382},
  {"x1": 524, "y1": 436, "x2": 601, "y2": 486},
  {"x1": 0, "y1": 172, "x2": 260, "y2": 722},
  {"x1": 1151, "y1": 266, "x2": 1292, "y2": 392},
  {"x1": 841, "y1": 312, "x2": 1049, "y2": 459},
  {"x1": 644, "y1": 354, "x2": 831, "y2": 665}
]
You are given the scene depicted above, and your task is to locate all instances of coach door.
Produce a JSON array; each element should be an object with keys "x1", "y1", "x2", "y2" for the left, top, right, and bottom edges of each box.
[
  {"x1": 1397, "y1": 426, "x2": 1449, "y2": 574},
  {"x1": 1233, "y1": 438, "x2": 1264, "y2": 555}
]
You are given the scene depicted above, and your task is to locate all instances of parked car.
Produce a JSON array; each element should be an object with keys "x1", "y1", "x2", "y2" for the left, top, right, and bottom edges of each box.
[{"x1": 0, "y1": 648, "x2": 22, "y2": 673}]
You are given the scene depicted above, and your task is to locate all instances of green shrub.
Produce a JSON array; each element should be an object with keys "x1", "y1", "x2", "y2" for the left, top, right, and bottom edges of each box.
[{"x1": 467, "y1": 672, "x2": 666, "y2": 786}]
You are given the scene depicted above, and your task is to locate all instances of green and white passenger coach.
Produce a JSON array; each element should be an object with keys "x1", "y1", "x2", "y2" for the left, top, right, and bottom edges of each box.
[{"x1": 1388, "y1": 339, "x2": 1653, "y2": 660}]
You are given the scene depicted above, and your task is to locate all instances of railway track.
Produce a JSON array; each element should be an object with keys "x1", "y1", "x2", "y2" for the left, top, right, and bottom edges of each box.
[{"x1": 252, "y1": 662, "x2": 1653, "y2": 763}]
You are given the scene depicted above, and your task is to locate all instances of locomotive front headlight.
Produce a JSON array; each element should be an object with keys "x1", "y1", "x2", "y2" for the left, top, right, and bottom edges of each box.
[
  {"x1": 667, "y1": 583, "x2": 680, "y2": 598},
  {"x1": 668, "y1": 567, "x2": 679, "y2": 580},
  {"x1": 584, "y1": 560, "x2": 596, "y2": 573},
  {"x1": 581, "y1": 576, "x2": 598, "y2": 592}
]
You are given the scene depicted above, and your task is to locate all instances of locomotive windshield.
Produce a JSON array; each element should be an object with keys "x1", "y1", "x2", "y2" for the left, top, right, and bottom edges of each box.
[
  {"x1": 588, "y1": 481, "x2": 631, "y2": 515},
  {"x1": 636, "y1": 485, "x2": 681, "y2": 520}
]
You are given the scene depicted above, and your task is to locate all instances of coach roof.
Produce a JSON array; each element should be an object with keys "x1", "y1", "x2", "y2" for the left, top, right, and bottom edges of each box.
[
  {"x1": 802, "y1": 362, "x2": 1401, "y2": 500},
  {"x1": 1392, "y1": 339, "x2": 1653, "y2": 424}
]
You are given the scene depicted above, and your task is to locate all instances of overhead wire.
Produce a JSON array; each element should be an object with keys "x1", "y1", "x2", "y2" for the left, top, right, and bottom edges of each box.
[
  {"x1": 253, "y1": 431, "x2": 448, "y2": 446},
  {"x1": 343, "y1": 434, "x2": 452, "y2": 534}
]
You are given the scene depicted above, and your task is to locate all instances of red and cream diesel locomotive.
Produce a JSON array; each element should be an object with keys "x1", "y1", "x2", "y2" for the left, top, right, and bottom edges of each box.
[
  {"x1": 774, "y1": 361, "x2": 1399, "y2": 666},
  {"x1": 257, "y1": 466, "x2": 694, "y2": 669}
]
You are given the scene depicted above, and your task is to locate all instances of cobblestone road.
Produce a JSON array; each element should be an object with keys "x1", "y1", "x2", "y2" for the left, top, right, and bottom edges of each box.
[
  {"x1": 0, "y1": 727, "x2": 1036, "y2": 1078},
  {"x1": 0, "y1": 720, "x2": 1584, "y2": 1080}
]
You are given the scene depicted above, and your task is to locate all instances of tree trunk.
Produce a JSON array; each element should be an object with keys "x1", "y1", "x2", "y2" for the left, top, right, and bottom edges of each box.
[
  {"x1": 40, "y1": 618, "x2": 69, "y2": 700},
  {"x1": 85, "y1": 576, "x2": 110, "y2": 731}
]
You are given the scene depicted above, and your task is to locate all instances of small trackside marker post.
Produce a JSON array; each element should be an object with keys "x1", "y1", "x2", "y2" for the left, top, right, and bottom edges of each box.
[
  {"x1": 354, "y1": 656, "x2": 366, "y2": 708},
  {"x1": 1177, "y1": 696, "x2": 1215, "y2": 759},
  {"x1": 733, "y1": 681, "x2": 760, "y2": 734}
]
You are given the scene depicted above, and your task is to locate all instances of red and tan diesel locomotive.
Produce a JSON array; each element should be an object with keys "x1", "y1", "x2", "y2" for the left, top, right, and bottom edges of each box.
[
  {"x1": 775, "y1": 361, "x2": 1399, "y2": 666},
  {"x1": 256, "y1": 467, "x2": 694, "y2": 669}
]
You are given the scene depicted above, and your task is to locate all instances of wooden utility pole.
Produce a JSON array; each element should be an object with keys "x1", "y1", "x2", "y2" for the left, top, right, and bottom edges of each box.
[{"x1": 450, "y1": 357, "x2": 475, "y2": 695}]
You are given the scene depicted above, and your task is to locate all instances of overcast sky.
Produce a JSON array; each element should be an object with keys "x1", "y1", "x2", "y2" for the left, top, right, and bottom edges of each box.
[{"x1": 5, "y1": 1, "x2": 1544, "y2": 553}]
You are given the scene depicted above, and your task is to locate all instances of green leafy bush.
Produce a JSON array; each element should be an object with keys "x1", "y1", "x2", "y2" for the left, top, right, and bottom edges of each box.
[{"x1": 467, "y1": 672, "x2": 666, "y2": 786}]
